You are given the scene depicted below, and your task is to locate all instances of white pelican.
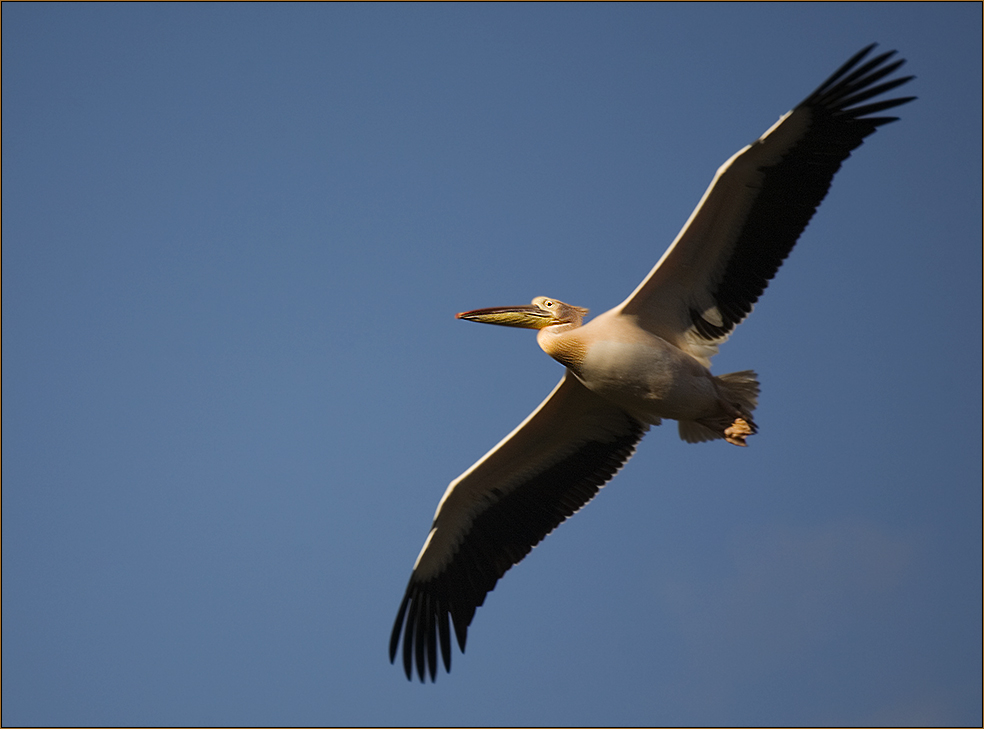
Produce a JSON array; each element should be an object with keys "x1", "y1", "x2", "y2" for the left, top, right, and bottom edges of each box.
[{"x1": 390, "y1": 45, "x2": 914, "y2": 682}]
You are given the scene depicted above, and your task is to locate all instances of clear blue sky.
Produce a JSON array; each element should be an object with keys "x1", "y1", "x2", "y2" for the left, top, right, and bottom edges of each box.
[{"x1": 3, "y1": 4, "x2": 981, "y2": 726}]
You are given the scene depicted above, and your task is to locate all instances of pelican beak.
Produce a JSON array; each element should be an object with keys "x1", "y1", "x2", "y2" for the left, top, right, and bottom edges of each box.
[{"x1": 456, "y1": 305, "x2": 555, "y2": 329}]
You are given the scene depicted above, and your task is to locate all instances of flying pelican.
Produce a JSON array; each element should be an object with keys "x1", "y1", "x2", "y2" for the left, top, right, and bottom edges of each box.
[{"x1": 390, "y1": 44, "x2": 914, "y2": 682}]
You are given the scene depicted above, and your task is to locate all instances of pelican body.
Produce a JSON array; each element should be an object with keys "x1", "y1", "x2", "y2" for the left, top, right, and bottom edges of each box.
[
  {"x1": 390, "y1": 45, "x2": 915, "y2": 682},
  {"x1": 460, "y1": 299, "x2": 757, "y2": 445}
]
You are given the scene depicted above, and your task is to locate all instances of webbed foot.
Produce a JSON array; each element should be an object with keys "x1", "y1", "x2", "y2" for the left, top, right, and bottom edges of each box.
[{"x1": 724, "y1": 418, "x2": 754, "y2": 447}]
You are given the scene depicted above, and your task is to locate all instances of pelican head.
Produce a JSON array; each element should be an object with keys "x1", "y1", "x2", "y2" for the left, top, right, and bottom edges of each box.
[{"x1": 456, "y1": 297, "x2": 589, "y2": 329}]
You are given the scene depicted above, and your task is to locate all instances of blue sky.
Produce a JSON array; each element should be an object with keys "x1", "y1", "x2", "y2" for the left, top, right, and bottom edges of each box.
[{"x1": 3, "y1": 3, "x2": 981, "y2": 726}]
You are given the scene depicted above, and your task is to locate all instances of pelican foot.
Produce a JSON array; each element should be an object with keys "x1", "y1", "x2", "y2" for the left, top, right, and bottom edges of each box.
[{"x1": 724, "y1": 418, "x2": 753, "y2": 447}]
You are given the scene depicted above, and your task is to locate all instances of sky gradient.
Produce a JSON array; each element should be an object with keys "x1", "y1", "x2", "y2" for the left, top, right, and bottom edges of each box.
[{"x1": 3, "y1": 4, "x2": 981, "y2": 726}]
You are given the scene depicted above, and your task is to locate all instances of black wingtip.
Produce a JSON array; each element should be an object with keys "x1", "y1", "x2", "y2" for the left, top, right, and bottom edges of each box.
[
  {"x1": 794, "y1": 44, "x2": 915, "y2": 139},
  {"x1": 389, "y1": 591, "x2": 410, "y2": 665}
]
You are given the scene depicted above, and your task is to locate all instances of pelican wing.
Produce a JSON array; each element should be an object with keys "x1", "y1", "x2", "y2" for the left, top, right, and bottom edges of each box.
[
  {"x1": 390, "y1": 371, "x2": 647, "y2": 681},
  {"x1": 618, "y1": 45, "x2": 915, "y2": 366}
]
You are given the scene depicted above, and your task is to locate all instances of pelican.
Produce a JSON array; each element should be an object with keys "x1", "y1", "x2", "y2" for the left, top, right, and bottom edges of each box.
[{"x1": 390, "y1": 45, "x2": 914, "y2": 682}]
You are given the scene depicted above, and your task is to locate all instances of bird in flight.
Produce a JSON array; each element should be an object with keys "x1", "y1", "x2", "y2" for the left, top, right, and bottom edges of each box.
[{"x1": 390, "y1": 44, "x2": 914, "y2": 682}]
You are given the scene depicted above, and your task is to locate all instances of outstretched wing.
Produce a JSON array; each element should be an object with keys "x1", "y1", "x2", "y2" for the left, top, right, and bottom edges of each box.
[
  {"x1": 390, "y1": 372, "x2": 647, "y2": 681},
  {"x1": 617, "y1": 44, "x2": 915, "y2": 366}
]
